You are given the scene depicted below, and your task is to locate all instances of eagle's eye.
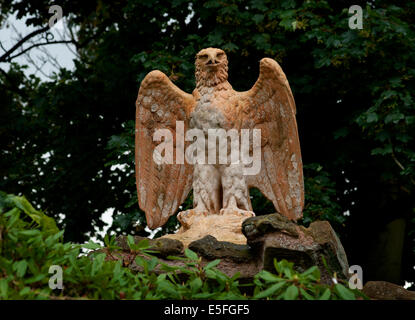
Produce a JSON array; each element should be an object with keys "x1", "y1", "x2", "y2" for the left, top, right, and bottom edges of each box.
[
  {"x1": 217, "y1": 52, "x2": 224, "y2": 58},
  {"x1": 198, "y1": 54, "x2": 208, "y2": 59}
]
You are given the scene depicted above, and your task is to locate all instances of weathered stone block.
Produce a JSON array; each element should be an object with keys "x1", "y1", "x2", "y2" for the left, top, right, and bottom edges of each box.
[
  {"x1": 115, "y1": 235, "x2": 183, "y2": 258},
  {"x1": 242, "y1": 213, "x2": 349, "y2": 284},
  {"x1": 363, "y1": 281, "x2": 415, "y2": 300}
]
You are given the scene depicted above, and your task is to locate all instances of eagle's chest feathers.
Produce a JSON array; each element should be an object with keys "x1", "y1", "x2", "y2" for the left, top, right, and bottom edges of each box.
[{"x1": 190, "y1": 86, "x2": 234, "y2": 132}]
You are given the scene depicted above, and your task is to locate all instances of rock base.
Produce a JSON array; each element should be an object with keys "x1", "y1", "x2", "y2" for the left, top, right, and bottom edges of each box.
[
  {"x1": 362, "y1": 281, "x2": 415, "y2": 300},
  {"x1": 242, "y1": 214, "x2": 349, "y2": 283}
]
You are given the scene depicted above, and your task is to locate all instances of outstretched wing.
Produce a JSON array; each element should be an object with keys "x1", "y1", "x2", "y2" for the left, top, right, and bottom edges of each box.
[
  {"x1": 135, "y1": 70, "x2": 195, "y2": 229},
  {"x1": 236, "y1": 58, "x2": 304, "y2": 220}
]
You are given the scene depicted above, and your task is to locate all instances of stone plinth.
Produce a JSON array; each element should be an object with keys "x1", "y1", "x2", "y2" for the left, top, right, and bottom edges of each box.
[
  {"x1": 242, "y1": 214, "x2": 349, "y2": 283},
  {"x1": 161, "y1": 209, "x2": 254, "y2": 247}
]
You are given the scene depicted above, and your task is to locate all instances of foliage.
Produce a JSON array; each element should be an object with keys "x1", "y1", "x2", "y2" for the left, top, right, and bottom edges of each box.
[
  {"x1": 0, "y1": 192, "x2": 363, "y2": 300},
  {"x1": 301, "y1": 164, "x2": 346, "y2": 229},
  {"x1": 0, "y1": 191, "x2": 59, "y2": 237},
  {"x1": 253, "y1": 260, "x2": 363, "y2": 300}
]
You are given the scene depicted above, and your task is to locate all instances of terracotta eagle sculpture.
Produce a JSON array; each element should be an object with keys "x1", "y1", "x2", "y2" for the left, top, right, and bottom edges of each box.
[{"x1": 135, "y1": 48, "x2": 304, "y2": 230}]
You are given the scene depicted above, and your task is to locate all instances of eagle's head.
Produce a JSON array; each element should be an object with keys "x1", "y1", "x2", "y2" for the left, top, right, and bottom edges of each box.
[{"x1": 195, "y1": 47, "x2": 228, "y2": 89}]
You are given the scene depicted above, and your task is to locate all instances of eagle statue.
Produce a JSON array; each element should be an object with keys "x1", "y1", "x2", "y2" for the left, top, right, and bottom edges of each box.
[{"x1": 135, "y1": 47, "x2": 304, "y2": 230}]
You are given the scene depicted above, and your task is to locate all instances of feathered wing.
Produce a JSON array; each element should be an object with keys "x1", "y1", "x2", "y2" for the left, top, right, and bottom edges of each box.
[
  {"x1": 236, "y1": 58, "x2": 304, "y2": 220},
  {"x1": 135, "y1": 70, "x2": 195, "y2": 229}
]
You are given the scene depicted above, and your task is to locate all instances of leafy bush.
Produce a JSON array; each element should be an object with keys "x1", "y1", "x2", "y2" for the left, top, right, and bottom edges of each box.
[
  {"x1": 302, "y1": 163, "x2": 346, "y2": 228},
  {"x1": 0, "y1": 192, "x2": 365, "y2": 300},
  {"x1": 253, "y1": 260, "x2": 359, "y2": 300}
]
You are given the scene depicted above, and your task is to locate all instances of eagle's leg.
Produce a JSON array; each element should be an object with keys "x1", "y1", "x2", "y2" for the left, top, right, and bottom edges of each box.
[
  {"x1": 220, "y1": 163, "x2": 253, "y2": 215},
  {"x1": 192, "y1": 163, "x2": 221, "y2": 214}
]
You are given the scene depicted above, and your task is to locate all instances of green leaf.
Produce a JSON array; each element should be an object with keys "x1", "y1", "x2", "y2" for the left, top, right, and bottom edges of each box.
[
  {"x1": 136, "y1": 239, "x2": 150, "y2": 250},
  {"x1": 127, "y1": 235, "x2": 135, "y2": 248},
  {"x1": 367, "y1": 113, "x2": 378, "y2": 123},
  {"x1": 371, "y1": 145, "x2": 392, "y2": 155},
  {"x1": 319, "y1": 288, "x2": 331, "y2": 300},
  {"x1": 166, "y1": 255, "x2": 188, "y2": 261},
  {"x1": 192, "y1": 292, "x2": 217, "y2": 299},
  {"x1": 283, "y1": 285, "x2": 299, "y2": 300},
  {"x1": 252, "y1": 14, "x2": 264, "y2": 24},
  {"x1": 283, "y1": 266, "x2": 292, "y2": 278},
  {"x1": 157, "y1": 280, "x2": 181, "y2": 299},
  {"x1": 112, "y1": 261, "x2": 123, "y2": 279},
  {"x1": 405, "y1": 115, "x2": 415, "y2": 125},
  {"x1": 230, "y1": 272, "x2": 241, "y2": 282},
  {"x1": 190, "y1": 277, "x2": 203, "y2": 293},
  {"x1": 147, "y1": 257, "x2": 159, "y2": 271},
  {"x1": 24, "y1": 273, "x2": 47, "y2": 284},
  {"x1": 254, "y1": 281, "x2": 286, "y2": 299},
  {"x1": 19, "y1": 287, "x2": 31, "y2": 296},
  {"x1": 333, "y1": 127, "x2": 349, "y2": 139},
  {"x1": 83, "y1": 241, "x2": 101, "y2": 250},
  {"x1": 381, "y1": 90, "x2": 397, "y2": 100},
  {"x1": 334, "y1": 284, "x2": 355, "y2": 300},
  {"x1": 301, "y1": 266, "x2": 320, "y2": 281},
  {"x1": 91, "y1": 253, "x2": 106, "y2": 276},
  {"x1": 9, "y1": 195, "x2": 59, "y2": 235},
  {"x1": 19, "y1": 229, "x2": 41, "y2": 236},
  {"x1": 384, "y1": 113, "x2": 404, "y2": 124},
  {"x1": 205, "y1": 259, "x2": 221, "y2": 270},
  {"x1": 205, "y1": 269, "x2": 218, "y2": 279},
  {"x1": 300, "y1": 288, "x2": 315, "y2": 300},
  {"x1": 45, "y1": 230, "x2": 64, "y2": 244},
  {"x1": 258, "y1": 270, "x2": 282, "y2": 283},
  {"x1": 104, "y1": 234, "x2": 110, "y2": 246},
  {"x1": 135, "y1": 256, "x2": 146, "y2": 267},
  {"x1": 184, "y1": 248, "x2": 198, "y2": 261},
  {"x1": 14, "y1": 260, "x2": 28, "y2": 277},
  {"x1": 0, "y1": 279, "x2": 8, "y2": 298},
  {"x1": 160, "y1": 262, "x2": 180, "y2": 272}
]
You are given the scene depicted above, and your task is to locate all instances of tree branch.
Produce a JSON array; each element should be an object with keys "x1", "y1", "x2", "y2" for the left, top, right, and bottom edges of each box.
[
  {"x1": 24, "y1": 51, "x2": 51, "y2": 79},
  {"x1": 5, "y1": 40, "x2": 75, "y2": 62},
  {"x1": 0, "y1": 26, "x2": 49, "y2": 62}
]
